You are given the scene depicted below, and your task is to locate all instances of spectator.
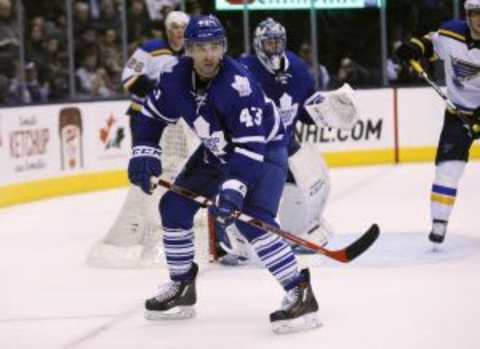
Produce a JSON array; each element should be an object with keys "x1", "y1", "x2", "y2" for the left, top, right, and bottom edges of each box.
[
  {"x1": 298, "y1": 42, "x2": 330, "y2": 91},
  {"x1": 9, "y1": 62, "x2": 49, "y2": 104},
  {"x1": 74, "y1": 1, "x2": 91, "y2": 37},
  {"x1": 94, "y1": 0, "x2": 121, "y2": 32},
  {"x1": 25, "y1": 23, "x2": 49, "y2": 81},
  {"x1": 186, "y1": 0, "x2": 202, "y2": 16},
  {"x1": 127, "y1": 0, "x2": 151, "y2": 49},
  {"x1": 98, "y1": 28, "x2": 122, "y2": 93},
  {"x1": 0, "y1": 73, "x2": 14, "y2": 105},
  {"x1": 44, "y1": 37, "x2": 69, "y2": 101},
  {"x1": 76, "y1": 51, "x2": 113, "y2": 97},
  {"x1": 0, "y1": 0, "x2": 18, "y2": 78},
  {"x1": 334, "y1": 56, "x2": 373, "y2": 88}
]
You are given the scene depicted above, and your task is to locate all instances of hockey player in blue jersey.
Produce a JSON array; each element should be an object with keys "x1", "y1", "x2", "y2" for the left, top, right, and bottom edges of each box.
[
  {"x1": 127, "y1": 15, "x2": 321, "y2": 334},
  {"x1": 215, "y1": 18, "x2": 359, "y2": 264},
  {"x1": 88, "y1": 11, "x2": 190, "y2": 268},
  {"x1": 396, "y1": 0, "x2": 480, "y2": 245}
]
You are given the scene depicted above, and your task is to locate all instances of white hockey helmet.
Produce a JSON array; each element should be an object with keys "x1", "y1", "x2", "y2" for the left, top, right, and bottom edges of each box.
[
  {"x1": 465, "y1": 0, "x2": 480, "y2": 29},
  {"x1": 165, "y1": 11, "x2": 190, "y2": 30},
  {"x1": 465, "y1": 0, "x2": 480, "y2": 11},
  {"x1": 253, "y1": 18, "x2": 287, "y2": 73}
]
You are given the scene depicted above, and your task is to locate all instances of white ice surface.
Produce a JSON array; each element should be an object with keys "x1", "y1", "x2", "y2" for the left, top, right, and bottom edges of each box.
[{"x1": 1, "y1": 162, "x2": 479, "y2": 349}]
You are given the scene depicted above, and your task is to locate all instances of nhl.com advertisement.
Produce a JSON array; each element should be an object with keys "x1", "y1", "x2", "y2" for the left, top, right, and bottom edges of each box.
[{"x1": 216, "y1": 0, "x2": 382, "y2": 10}]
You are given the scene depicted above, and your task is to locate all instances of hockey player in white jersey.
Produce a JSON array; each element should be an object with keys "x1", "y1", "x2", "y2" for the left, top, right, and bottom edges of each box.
[
  {"x1": 87, "y1": 11, "x2": 190, "y2": 268},
  {"x1": 396, "y1": 0, "x2": 480, "y2": 245},
  {"x1": 128, "y1": 15, "x2": 320, "y2": 333},
  {"x1": 216, "y1": 18, "x2": 359, "y2": 264}
]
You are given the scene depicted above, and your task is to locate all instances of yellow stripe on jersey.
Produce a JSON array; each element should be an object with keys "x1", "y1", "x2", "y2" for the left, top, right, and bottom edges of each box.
[
  {"x1": 123, "y1": 75, "x2": 139, "y2": 92},
  {"x1": 131, "y1": 102, "x2": 142, "y2": 112},
  {"x1": 431, "y1": 193, "x2": 455, "y2": 206},
  {"x1": 410, "y1": 38, "x2": 425, "y2": 54},
  {"x1": 438, "y1": 29, "x2": 466, "y2": 43},
  {"x1": 151, "y1": 49, "x2": 173, "y2": 57}
]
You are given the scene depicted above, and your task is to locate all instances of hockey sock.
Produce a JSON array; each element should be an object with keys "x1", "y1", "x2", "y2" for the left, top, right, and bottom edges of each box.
[
  {"x1": 430, "y1": 161, "x2": 465, "y2": 223},
  {"x1": 250, "y1": 232, "x2": 300, "y2": 291},
  {"x1": 163, "y1": 227, "x2": 195, "y2": 282}
]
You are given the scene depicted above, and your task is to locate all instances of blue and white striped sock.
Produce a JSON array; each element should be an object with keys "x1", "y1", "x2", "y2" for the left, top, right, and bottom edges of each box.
[
  {"x1": 163, "y1": 227, "x2": 195, "y2": 281},
  {"x1": 250, "y1": 232, "x2": 300, "y2": 290}
]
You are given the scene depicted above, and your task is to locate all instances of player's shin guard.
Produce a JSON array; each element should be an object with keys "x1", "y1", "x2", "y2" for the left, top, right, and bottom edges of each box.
[
  {"x1": 145, "y1": 262, "x2": 198, "y2": 320},
  {"x1": 270, "y1": 268, "x2": 320, "y2": 334}
]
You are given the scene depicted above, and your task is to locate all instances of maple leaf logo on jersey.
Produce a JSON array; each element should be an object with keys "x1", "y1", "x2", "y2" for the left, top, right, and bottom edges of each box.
[
  {"x1": 278, "y1": 93, "x2": 299, "y2": 127},
  {"x1": 193, "y1": 116, "x2": 227, "y2": 157},
  {"x1": 451, "y1": 56, "x2": 480, "y2": 87},
  {"x1": 231, "y1": 75, "x2": 252, "y2": 97}
]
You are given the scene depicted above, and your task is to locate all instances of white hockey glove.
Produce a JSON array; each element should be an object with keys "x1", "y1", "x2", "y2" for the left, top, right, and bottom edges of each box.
[{"x1": 304, "y1": 83, "x2": 359, "y2": 130}]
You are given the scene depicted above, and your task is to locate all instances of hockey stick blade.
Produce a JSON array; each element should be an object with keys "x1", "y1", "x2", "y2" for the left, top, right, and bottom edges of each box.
[
  {"x1": 321, "y1": 223, "x2": 380, "y2": 263},
  {"x1": 155, "y1": 178, "x2": 380, "y2": 263}
]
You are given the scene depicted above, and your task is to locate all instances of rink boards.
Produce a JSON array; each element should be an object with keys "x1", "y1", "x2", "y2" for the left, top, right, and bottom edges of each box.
[{"x1": 0, "y1": 87, "x2": 479, "y2": 207}]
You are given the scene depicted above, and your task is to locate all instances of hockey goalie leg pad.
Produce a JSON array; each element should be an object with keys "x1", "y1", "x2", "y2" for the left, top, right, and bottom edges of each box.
[
  {"x1": 145, "y1": 306, "x2": 196, "y2": 320},
  {"x1": 280, "y1": 145, "x2": 333, "y2": 249},
  {"x1": 271, "y1": 312, "x2": 321, "y2": 335}
]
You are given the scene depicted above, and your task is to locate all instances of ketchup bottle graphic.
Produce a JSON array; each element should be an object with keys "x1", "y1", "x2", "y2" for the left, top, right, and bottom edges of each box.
[{"x1": 59, "y1": 107, "x2": 84, "y2": 170}]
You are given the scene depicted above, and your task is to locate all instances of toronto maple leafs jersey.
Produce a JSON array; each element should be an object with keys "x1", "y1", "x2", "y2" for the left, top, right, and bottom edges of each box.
[
  {"x1": 430, "y1": 20, "x2": 480, "y2": 111},
  {"x1": 238, "y1": 51, "x2": 316, "y2": 144},
  {"x1": 137, "y1": 56, "x2": 285, "y2": 188},
  {"x1": 122, "y1": 39, "x2": 182, "y2": 115}
]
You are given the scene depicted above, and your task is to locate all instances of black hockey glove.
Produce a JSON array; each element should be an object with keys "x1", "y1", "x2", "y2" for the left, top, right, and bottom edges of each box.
[
  {"x1": 396, "y1": 41, "x2": 423, "y2": 63},
  {"x1": 472, "y1": 107, "x2": 480, "y2": 133}
]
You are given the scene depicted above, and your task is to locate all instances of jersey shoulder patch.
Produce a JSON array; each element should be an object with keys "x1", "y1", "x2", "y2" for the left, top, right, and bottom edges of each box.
[
  {"x1": 141, "y1": 39, "x2": 173, "y2": 56},
  {"x1": 438, "y1": 20, "x2": 468, "y2": 43}
]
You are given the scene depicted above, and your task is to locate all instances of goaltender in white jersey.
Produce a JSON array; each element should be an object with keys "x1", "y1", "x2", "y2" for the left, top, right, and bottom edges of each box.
[
  {"x1": 396, "y1": 0, "x2": 480, "y2": 245},
  {"x1": 87, "y1": 11, "x2": 190, "y2": 267}
]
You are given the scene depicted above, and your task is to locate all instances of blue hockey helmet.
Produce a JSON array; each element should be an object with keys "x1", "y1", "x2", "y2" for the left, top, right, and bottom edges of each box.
[
  {"x1": 253, "y1": 18, "x2": 287, "y2": 73},
  {"x1": 184, "y1": 15, "x2": 227, "y2": 51}
]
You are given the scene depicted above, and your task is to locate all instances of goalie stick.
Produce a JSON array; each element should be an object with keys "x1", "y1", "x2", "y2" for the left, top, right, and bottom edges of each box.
[
  {"x1": 152, "y1": 178, "x2": 380, "y2": 263},
  {"x1": 409, "y1": 60, "x2": 480, "y2": 133}
]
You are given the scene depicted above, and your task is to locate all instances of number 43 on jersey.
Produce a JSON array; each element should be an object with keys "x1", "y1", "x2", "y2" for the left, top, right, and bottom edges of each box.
[{"x1": 240, "y1": 107, "x2": 263, "y2": 127}]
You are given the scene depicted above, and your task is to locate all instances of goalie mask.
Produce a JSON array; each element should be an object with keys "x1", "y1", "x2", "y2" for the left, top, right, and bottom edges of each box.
[{"x1": 253, "y1": 18, "x2": 287, "y2": 73}]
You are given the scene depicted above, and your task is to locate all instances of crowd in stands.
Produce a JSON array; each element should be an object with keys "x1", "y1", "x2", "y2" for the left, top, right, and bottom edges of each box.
[{"x1": 0, "y1": 0, "x2": 455, "y2": 106}]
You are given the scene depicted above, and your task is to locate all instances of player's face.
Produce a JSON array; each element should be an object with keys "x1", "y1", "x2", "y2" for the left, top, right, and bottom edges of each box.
[
  {"x1": 167, "y1": 22, "x2": 187, "y2": 50},
  {"x1": 262, "y1": 37, "x2": 285, "y2": 56},
  {"x1": 190, "y1": 40, "x2": 224, "y2": 79},
  {"x1": 469, "y1": 10, "x2": 480, "y2": 39}
]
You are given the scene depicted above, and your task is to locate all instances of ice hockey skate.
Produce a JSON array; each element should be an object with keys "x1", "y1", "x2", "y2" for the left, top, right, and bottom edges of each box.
[
  {"x1": 429, "y1": 219, "x2": 448, "y2": 245},
  {"x1": 145, "y1": 262, "x2": 198, "y2": 320},
  {"x1": 270, "y1": 268, "x2": 321, "y2": 334}
]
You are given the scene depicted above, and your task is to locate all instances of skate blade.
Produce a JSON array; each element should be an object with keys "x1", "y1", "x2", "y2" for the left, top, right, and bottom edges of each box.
[
  {"x1": 430, "y1": 242, "x2": 443, "y2": 253},
  {"x1": 271, "y1": 312, "x2": 322, "y2": 335},
  {"x1": 145, "y1": 306, "x2": 196, "y2": 320}
]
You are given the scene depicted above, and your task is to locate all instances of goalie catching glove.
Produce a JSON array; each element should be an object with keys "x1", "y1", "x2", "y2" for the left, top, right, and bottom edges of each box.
[
  {"x1": 128, "y1": 144, "x2": 162, "y2": 194},
  {"x1": 304, "y1": 83, "x2": 359, "y2": 130}
]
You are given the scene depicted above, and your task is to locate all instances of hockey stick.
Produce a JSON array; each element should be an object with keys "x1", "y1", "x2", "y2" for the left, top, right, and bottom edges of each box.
[
  {"x1": 153, "y1": 178, "x2": 380, "y2": 263},
  {"x1": 409, "y1": 60, "x2": 480, "y2": 133}
]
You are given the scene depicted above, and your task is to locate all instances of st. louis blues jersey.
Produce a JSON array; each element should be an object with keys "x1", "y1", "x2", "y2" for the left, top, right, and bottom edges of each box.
[
  {"x1": 430, "y1": 20, "x2": 480, "y2": 111},
  {"x1": 137, "y1": 56, "x2": 285, "y2": 187},
  {"x1": 122, "y1": 39, "x2": 182, "y2": 116},
  {"x1": 238, "y1": 51, "x2": 316, "y2": 144}
]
